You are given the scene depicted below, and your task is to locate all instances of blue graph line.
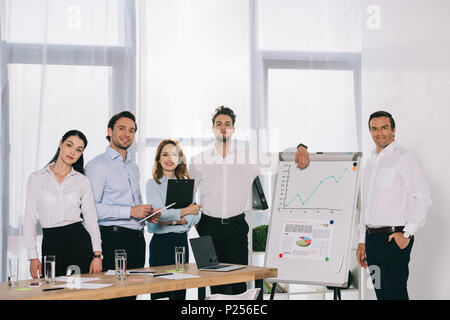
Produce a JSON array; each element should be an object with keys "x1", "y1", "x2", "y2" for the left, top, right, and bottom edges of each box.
[{"x1": 284, "y1": 168, "x2": 348, "y2": 207}]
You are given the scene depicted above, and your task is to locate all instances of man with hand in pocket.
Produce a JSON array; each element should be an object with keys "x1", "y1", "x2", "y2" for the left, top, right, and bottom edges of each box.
[{"x1": 356, "y1": 111, "x2": 431, "y2": 300}]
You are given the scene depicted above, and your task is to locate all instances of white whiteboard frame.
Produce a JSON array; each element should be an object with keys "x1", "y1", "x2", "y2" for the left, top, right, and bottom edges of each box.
[{"x1": 264, "y1": 152, "x2": 362, "y2": 287}]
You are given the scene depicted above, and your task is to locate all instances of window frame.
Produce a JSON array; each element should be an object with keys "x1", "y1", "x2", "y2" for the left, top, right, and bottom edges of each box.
[{"x1": 1, "y1": 0, "x2": 137, "y2": 281}]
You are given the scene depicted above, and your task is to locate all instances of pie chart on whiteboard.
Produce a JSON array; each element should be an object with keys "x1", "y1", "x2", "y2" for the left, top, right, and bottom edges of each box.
[{"x1": 296, "y1": 236, "x2": 312, "y2": 247}]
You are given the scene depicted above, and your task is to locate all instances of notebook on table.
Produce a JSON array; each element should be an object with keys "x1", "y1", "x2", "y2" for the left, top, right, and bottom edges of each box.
[{"x1": 190, "y1": 235, "x2": 246, "y2": 272}]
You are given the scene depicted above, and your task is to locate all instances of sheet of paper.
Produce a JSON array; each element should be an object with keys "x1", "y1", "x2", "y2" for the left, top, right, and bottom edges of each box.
[
  {"x1": 54, "y1": 276, "x2": 101, "y2": 283},
  {"x1": 53, "y1": 283, "x2": 114, "y2": 290},
  {"x1": 278, "y1": 219, "x2": 334, "y2": 260},
  {"x1": 156, "y1": 273, "x2": 201, "y2": 280}
]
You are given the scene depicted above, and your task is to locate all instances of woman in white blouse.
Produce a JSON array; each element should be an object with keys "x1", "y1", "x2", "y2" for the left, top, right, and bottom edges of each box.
[{"x1": 24, "y1": 130, "x2": 103, "y2": 279}]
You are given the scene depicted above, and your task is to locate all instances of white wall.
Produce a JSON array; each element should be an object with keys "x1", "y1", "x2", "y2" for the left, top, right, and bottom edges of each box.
[{"x1": 362, "y1": 0, "x2": 450, "y2": 299}]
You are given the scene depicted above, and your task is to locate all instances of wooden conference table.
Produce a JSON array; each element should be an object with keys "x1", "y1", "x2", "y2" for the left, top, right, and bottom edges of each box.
[{"x1": 0, "y1": 263, "x2": 277, "y2": 300}]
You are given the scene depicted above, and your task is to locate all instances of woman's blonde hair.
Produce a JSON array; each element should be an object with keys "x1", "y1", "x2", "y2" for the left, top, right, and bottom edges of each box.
[{"x1": 153, "y1": 139, "x2": 189, "y2": 184}]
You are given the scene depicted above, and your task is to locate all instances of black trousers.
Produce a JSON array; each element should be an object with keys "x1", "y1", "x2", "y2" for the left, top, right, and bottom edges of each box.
[
  {"x1": 100, "y1": 226, "x2": 146, "y2": 271},
  {"x1": 365, "y1": 232, "x2": 414, "y2": 300},
  {"x1": 197, "y1": 214, "x2": 249, "y2": 295},
  {"x1": 42, "y1": 222, "x2": 93, "y2": 277},
  {"x1": 149, "y1": 232, "x2": 189, "y2": 300},
  {"x1": 100, "y1": 226, "x2": 146, "y2": 300}
]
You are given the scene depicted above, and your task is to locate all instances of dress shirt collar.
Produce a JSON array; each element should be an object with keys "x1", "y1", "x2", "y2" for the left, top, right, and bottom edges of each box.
[
  {"x1": 41, "y1": 162, "x2": 77, "y2": 178},
  {"x1": 210, "y1": 139, "x2": 236, "y2": 159},
  {"x1": 159, "y1": 175, "x2": 179, "y2": 184},
  {"x1": 106, "y1": 146, "x2": 132, "y2": 163},
  {"x1": 371, "y1": 140, "x2": 399, "y2": 159}
]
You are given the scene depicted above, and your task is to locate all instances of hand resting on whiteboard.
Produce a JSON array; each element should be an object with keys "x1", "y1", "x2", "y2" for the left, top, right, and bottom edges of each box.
[{"x1": 295, "y1": 145, "x2": 310, "y2": 169}]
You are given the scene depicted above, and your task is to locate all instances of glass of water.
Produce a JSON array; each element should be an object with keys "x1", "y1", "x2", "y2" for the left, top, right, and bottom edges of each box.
[
  {"x1": 115, "y1": 249, "x2": 127, "y2": 281},
  {"x1": 7, "y1": 256, "x2": 19, "y2": 288},
  {"x1": 44, "y1": 255, "x2": 56, "y2": 284},
  {"x1": 175, "y1": 246, "x2": 185, "y2": 272}
]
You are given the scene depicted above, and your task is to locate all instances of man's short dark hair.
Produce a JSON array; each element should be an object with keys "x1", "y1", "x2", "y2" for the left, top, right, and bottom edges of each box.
[
  {"x1": 211, "y1": 106, "x2": 236, "y2": 126},
  {"x1": 368, "y1": 110, "x2": 396, "y2": 130},
  {"x1": 106, "y1": 110, "x2": 137, "y2": 141}
]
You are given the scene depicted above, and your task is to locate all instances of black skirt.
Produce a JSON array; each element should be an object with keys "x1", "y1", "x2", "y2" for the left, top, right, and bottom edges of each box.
[{"x1": 41, "y1": 222, "x2": 93, "y2": 277}]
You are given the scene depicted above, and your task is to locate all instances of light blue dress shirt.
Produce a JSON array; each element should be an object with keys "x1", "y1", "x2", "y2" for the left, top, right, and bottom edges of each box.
[
  {"x1": 146, "y1": 175, "x2": 200, "y2": 234},
  {"x1": 85, "y1": 146, "x2": 144, "y2": 230}
]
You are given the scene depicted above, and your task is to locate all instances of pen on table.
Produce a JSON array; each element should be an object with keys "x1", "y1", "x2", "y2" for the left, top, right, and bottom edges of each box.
[
  {"x1": 153, "y1": 273, "x2": 173, "y2": 277},
  {"x1": 129, "y1": 271, "x2": 156, "y2": 274},
  {"x1": 42, "y1": 287, "x2": 64, "y2": 292}
]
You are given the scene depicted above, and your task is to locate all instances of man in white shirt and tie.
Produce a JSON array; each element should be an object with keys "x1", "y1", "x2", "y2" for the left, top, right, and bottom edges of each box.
[
  {"x1": 189, "y1": 106, "x2": 310, "y2": 295},
  {"x1": 356, "y1": 111, "x2": 432, "y2": 300}
]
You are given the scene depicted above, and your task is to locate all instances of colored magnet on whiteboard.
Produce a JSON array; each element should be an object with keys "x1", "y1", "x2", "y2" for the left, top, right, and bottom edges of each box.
[
  {"x1": 325, "y1": 257, "x2": 330, "y2": 262},
  {"x1": 279, "y1": 253, "x2": 283, "y2": 258},
  {"x1": 330, "y1": 220, "x2": 334, "y2": 225}
]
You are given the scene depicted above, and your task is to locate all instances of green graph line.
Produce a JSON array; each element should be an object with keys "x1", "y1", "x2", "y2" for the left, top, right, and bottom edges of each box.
[{"x1": 284, "y1": 168, "x2": 348, "y2": 207}]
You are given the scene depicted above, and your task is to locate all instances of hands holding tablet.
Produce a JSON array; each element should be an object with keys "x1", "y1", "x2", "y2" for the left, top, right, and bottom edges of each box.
[{"x1": 131, "y1": 204, "x2": 161, "y2": 223}]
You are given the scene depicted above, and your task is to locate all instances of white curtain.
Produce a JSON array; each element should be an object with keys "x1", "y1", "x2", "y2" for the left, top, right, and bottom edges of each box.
[{"x1": 0, "y1": 0, "x2": 136, "y2": 281}]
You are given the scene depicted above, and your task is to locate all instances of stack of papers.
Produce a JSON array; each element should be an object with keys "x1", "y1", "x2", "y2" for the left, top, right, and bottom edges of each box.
[{"x1": 51, "y1": 276, "x2": 112, "y2": 290}]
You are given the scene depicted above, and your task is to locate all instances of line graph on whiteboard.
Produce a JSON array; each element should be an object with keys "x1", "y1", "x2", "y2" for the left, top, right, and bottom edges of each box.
[{"x1": 276, "y1": 161, "x2": 353, "y2": 214}]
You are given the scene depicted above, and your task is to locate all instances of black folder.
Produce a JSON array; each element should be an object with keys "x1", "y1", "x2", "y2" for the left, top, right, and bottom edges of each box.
[
  {"x1": 252, "y1": 176, "x2": 268, "y2": 210},
  {"x1": 165, "y1": 179, "x2": 194, "y2": 209}
]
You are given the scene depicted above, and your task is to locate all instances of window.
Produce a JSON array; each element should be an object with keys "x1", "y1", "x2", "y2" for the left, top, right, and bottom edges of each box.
[
  {"x1": 2, "y1": 0, "x2": 136, "y2": 281},
  {"x1": 142, "y1": 0, "x2": 251, "y2": 184}
]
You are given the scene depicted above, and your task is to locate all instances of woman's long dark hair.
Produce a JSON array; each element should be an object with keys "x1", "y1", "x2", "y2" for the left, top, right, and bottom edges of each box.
[{"x1": 47, "y1": 130, "x2": 88, "y2": 175}]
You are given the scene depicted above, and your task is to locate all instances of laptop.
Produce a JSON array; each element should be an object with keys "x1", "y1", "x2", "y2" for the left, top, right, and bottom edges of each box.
[{"x1": 190, "y1": 236, "x2": 246, "y2": 272}]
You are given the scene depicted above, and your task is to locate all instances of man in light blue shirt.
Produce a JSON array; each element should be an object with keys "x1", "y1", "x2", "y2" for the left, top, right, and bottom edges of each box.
[{"x1": 85, "y1": 111, "x2": 160, "y2": 277}]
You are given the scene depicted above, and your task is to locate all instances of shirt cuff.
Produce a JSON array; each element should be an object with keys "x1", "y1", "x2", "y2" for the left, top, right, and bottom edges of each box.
[
  {"x1": 358, "y1": 232, "x2": 366, "y2": 244},
  {"x1": 403, "y1": 223, "x2": 418, "y2": 236},
  {"x1": 28, "y1": 250, "x2": 39, "y2": 260},
  {"x1": 92, "y1": 243, "x2": 102, "y2": 253},
  {"x1": 160, "y1": 209, "x2": 181, "y2": 222},
  {"x1": 119, "y1": 206, "x2": 132, "y2": 220}
]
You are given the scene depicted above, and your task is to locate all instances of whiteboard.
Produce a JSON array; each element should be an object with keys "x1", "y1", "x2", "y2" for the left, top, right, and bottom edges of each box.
[{"x1": 264, "y1": 153, "x2": 361, "y2": 287}]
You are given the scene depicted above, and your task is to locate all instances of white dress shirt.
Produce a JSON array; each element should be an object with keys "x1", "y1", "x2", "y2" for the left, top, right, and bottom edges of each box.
[
  {"x1": 189, "y1": 141, "x2": 263, "y2": 219},
  {"x1": 23, "y1": 164, "x2": 102, "y2": 259},
  {"x1": 358, "y1": 141, "x2": 432, "y2": 243}
]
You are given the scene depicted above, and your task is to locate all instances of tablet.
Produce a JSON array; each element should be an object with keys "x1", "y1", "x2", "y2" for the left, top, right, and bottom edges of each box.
[{"x1": 166, "y1": 179, "x2": 194, "y2": 209}]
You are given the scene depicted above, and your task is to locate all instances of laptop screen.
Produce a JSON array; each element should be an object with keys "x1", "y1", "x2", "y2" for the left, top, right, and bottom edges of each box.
[{"x1": 189, "y1": 236, "x2": 220, "y2": 269}]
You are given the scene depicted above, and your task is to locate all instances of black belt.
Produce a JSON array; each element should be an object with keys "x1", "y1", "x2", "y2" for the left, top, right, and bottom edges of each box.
[
  {"x1": 366, "y1": 226, "x2": 404, "y2": 235},
  {"x1": 201, "y1": 213, "x2": 245, "y2": 225},
  {"x1": 100, "y1": 225, "x2": 144, "y2": 237}
]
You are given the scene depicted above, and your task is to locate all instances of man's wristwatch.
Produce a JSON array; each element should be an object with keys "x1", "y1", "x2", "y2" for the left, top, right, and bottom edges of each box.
[
  {"x1": 172, "y1": 220, "x2": 177, "y2": 226},
  {"x1": 94, "y1": 254, "x2": 104, "y2": 260},
  {"x1": 403, "y1": 232, "x2": 412, "y2": 239}
]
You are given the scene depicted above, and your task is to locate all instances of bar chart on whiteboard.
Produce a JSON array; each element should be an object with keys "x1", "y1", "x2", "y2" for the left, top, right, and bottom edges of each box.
[{"x1": 276, "y1": 161, "x2": 355, "y2": 214}]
